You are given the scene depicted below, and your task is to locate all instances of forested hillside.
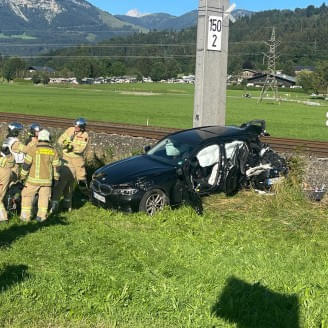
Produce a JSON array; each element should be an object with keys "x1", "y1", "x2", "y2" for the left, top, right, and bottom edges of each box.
[
  {"x1": 229, "y1": 3, "x2": 328, "y2": 74},
  {"x1": 3, "y1": 4, "x2": 328, "y2": 80}
]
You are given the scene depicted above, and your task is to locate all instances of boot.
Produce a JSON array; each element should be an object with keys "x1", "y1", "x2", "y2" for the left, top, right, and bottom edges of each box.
[
  {"x1": 36, "y1": 216, "x2": 46, "y2": 223},
  {"x1": 0, "y1": 209, "x2": 8, "y2": 223},
  {"x1": 49, "y1": 200, "x2": 59, "y2": 215}
]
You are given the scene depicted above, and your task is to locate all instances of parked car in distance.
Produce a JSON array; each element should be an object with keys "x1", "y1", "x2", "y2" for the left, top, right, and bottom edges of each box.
[{"x1": 90, "y1": 121, "x2": 287, "y2": 215}]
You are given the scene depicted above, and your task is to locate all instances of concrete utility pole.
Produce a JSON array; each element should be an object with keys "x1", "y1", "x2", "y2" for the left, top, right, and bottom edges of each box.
[{"x1": 193, "y1": 0, "x2": 234, "y2": 127}]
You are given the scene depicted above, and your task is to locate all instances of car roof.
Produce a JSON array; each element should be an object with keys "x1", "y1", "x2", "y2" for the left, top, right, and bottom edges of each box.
[{"x1": 168, "y1": 124, "x2": 261, "y2": 143}]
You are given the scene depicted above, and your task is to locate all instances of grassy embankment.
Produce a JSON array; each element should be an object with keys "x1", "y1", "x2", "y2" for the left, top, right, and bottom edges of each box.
[
  {"x1": 0, "y1": 177, "x2": 328, "y2": 327},
  {"x1": 0, "y1": 82, "x2": 328, "y2": 140}
]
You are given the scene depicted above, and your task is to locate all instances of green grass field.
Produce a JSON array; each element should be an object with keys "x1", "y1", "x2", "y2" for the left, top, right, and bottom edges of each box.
[
  {"x1": 1, "y1": 82, "x2": 328, "y2": 140},
  {"x1": 0, "y1": 182, "x2": 328, "y2": 327}
]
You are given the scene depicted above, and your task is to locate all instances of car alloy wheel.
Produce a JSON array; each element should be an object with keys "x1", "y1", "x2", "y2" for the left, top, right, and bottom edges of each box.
[{"x1": 139, "y1": 189, "x2": 169, "y2": 215}]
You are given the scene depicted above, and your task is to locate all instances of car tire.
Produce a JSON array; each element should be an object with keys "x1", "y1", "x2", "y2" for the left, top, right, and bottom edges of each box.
[{"x1": 139, "y1": 189, "x2": 169, "y2": 215}]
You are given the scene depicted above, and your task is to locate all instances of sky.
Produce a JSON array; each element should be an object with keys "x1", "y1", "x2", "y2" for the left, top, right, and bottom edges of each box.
[{"x1": 88, "y1": 0, "x2": 326, "y2": 16}]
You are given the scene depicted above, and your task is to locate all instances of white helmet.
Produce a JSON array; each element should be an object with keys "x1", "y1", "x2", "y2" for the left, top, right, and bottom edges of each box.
[{"x1": 38, "y1": 129, "x2": 50, "y2": 142}]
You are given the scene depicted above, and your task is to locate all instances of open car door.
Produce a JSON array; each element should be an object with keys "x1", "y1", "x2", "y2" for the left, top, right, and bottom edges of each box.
[
  {"x1": 223, "y1": 140, "x2": 250, "y2": 195},
  {"x1": 178, "y1": 144, "x2": 222, "y2": 215}
]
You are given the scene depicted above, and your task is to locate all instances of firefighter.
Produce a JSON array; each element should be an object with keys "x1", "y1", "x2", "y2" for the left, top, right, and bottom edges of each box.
[
  {"x1": 20, "y1": 129, "x2": 60, "y2": 222},
  {"x1": 26, "y1": 123, "x2": 41, "y2": 152},
  {"x1": 0, "y1": 140, "x2": 15, "y2": 223},
  {"x1": 3, "y1": 123, "x2": 27, "y2": 178},
  {"x1": 51, "y1": 118, "x2": 89, "y2": 213}
]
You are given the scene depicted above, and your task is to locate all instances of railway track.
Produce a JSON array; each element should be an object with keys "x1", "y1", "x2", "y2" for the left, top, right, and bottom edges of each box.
[{"x1": 0, "y1": 112, "x2": 328, "y2": 157}]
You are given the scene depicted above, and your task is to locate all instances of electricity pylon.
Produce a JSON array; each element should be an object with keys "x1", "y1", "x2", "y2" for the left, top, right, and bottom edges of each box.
[{"x1": 258, "y1": 27, "x2": 280, "y2": 103}]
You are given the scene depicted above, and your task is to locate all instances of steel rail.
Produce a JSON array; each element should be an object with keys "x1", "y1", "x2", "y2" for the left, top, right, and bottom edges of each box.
[{"x1": 0, "y1": 112, "x2": 328, "y2": 156}]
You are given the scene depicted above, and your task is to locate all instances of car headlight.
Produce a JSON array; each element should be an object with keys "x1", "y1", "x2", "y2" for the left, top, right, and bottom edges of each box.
[
  {"x1": 92, "y1": 171, "x2": 104, "y2": 180},
  {"x1": 112, "y1": 185, "x2": 139, "y2": 196}
]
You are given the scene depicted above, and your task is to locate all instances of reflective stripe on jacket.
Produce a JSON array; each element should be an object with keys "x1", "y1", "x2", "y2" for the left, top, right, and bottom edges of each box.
[
  {"x1": 0, "y1": 154, "x2": 15, "y2": 169},
  {"x1": 21, "y1": 142, "x2": 61, "y2": 186},
  {"x1": 58, "y1": 127, "x2": 89, "y2": 159}
]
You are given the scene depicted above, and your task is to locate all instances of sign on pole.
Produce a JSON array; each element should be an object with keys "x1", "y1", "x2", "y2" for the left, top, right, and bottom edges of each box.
[{"x1": 207, "y1": 16, "x2": 223, "y2": 51}]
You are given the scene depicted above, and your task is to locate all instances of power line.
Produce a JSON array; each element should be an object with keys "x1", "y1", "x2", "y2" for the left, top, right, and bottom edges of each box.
[
  {"x1": 16, "y1": 55, "x2": 196, "y2": 59},
  {"x1": 0, "y1": 40, "x2": 323, "y2": 48},
  {"x1": 0, "y1": 43, "x2": 196, "y2": 47}
]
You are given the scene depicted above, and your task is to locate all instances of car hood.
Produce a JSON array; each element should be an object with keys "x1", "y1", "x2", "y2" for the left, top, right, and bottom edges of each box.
[{"x1": 94, "y1": 155, "x2": 176, "y2": 185}]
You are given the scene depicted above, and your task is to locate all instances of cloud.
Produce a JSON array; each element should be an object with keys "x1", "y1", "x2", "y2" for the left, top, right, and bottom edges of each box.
[{"x1": 125, "y1": 9, "x2": 149, "y2": 17}]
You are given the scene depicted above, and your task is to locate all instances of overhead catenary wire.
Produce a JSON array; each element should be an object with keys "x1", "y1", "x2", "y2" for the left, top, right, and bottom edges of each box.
[
  {"x1": 3, "y1": 53, "x2": 328, "y2": 59},
  {"x1": 15, "y1": 55, "x2": 197, "y2": 59},
  {"x1": 0, "y1": 43, "x2": 197, "y2": 47},
  {"x1": 0, "y1": 40, "x2": 323, "y2": 49}
]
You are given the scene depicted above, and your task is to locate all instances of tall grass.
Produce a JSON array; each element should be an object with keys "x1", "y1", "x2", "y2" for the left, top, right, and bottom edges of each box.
[{"x1": 0, "y1": 163, "x2": 328, "y2": 327}]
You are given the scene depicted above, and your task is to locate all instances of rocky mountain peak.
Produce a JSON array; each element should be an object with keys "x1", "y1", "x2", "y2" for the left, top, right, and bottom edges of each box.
[{"x1": 1, "y1": 0, "x2": 91, "y2": 23}]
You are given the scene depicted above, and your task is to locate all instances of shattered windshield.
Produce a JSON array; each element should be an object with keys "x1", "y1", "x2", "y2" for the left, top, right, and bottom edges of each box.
[{"x1": 147, "y1": 136, "x2": 195, "y2": 165}]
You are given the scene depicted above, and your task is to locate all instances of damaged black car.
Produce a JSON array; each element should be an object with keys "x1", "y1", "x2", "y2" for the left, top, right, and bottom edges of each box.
[{"x1": 90, "y1": 120, "x2": 287, "y2": 215}]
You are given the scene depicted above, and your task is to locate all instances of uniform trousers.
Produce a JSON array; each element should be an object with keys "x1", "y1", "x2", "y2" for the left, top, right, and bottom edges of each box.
[
  {"x1": 21, "y1": 183, "x2": 51, "y2": 221},
  {"x1": 52, "y1": 164, "x2": 76, "y2": 210},
  {"x1": 0, "y1": 167, "x2": 12, "y2": 221},
  {"x1": 62, "y1": 156, "x2": 86, "y2": 181}
]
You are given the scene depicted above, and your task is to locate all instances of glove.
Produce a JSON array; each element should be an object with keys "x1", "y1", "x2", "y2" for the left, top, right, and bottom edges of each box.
[
  {"x1": 63, "y1": 139, "x2": 71, "y2": 147},
  {"x1": 17, "y1": 177, "x2": 26, "y2": 186}
]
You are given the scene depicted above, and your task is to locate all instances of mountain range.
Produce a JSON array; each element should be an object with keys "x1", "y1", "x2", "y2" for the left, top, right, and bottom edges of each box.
[
  {"x1": 115, "y1": 9, "x2": 252, "y2": 31},
  {"x1": 0, "y1": 0, "x2": 252, "y2": 56},
  {"x1": 0, "y1": 0, "x2": 144, "y2": 56}
]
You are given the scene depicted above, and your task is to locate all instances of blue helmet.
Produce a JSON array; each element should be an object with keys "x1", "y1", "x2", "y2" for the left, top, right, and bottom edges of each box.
[
  {"x1": 29, "y1": 123, "x2": 41, "y2": 137},
  {"x1": 74, "y1": 118, "x2": 87, "y2": 131},
  {"x1": 8, "y1": 122, "x2": 23, "y2": 137}
]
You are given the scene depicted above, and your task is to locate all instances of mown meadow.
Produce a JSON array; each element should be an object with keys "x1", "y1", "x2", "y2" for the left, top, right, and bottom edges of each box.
[{"x1": 1, "y1": 82, "x2": 328, "y2": 140}]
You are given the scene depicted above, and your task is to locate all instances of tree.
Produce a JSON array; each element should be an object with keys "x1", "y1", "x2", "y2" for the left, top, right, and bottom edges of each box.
[
  {"x1": 2, "y1": 57, "x2": 26, "y2": 82},
  {"x1": 110, "y1": 61, "x2": 126, "y2": 77},
  {"x1": 281, "y1": 60, "x2": 296, "y2": 76},
  {"x1": 296, "y1": 70, "x2": 317, "y2": 92},
  {"x1": 137, "y1": 58, "x2": 153, "y2": 77},
  {"x1": 150, "y1": 62, "x2": 166, "y2": 82},
  {"x1": 57, "y1": 67, "x2": 74, "y2": 78},
  {"x1": 70, "y1": 59, "x2": 94, "y2": 82},
  {"x1": 98, "y1": 59, "x2": 112, "y2": 77},
  {"x1": 165, "y1": 59, "x2": 181, "y2": 79},
  {"x1": 242, "y1": 60, "x2": 255, "y2": 69},
  {"x1": 315, "y1": 61, "x2": 328, "y2": 92},
  {"x1": 41, "y1": 72, "x2": 50, "y2": 85},
  {"x1": 135, "y1": 72, "x2": 143, "y2": 82}
]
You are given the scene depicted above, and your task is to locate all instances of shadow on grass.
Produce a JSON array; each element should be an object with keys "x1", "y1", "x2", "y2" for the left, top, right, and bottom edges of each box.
[
  {"x1": 71, "y1": 187, "x2": 89, "y2": 211},
  {"x1": 0, "y1": 215, "x2": 68, "y2": 248},
  {"x1": 0, "y1": 264, "x2": 29, "y2": 293},
  {"x1": 212, "y1": 276, "x2": 299, "y2": 328}
]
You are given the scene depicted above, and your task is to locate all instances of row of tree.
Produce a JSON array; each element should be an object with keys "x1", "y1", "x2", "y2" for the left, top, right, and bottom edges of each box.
[
  {"x1": 0, "y1": 54, "x2": 185, "y2": 83},
  {"x1": 2, "y1": 54, "x2": 328, "y2": 93}
]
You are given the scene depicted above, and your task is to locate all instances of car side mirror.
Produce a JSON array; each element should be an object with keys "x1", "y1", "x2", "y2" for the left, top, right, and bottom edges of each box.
[{"x1": 144, "y1": 145, "x2": 151, "y2": 153}]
